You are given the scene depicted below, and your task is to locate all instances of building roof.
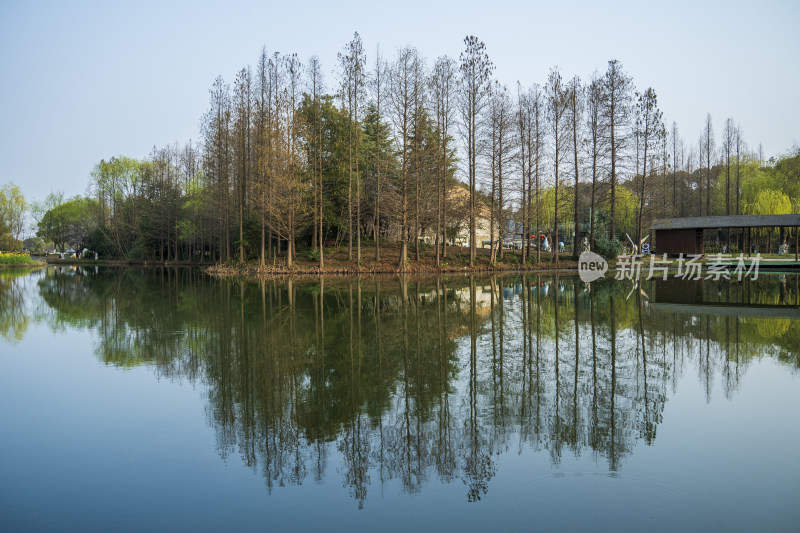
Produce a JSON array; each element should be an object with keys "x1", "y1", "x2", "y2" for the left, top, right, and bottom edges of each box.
[{"x1": 651, "y1": 214, "x2": 800, "y2": 230}]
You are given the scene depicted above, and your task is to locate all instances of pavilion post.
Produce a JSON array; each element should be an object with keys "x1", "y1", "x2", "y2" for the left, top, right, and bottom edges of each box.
[
  {"x1": 747, "y1": 227, "x2": 751, "y2": 257},
  {"x1": 795, "y1": 226, "x2": 798, "y2": 262}
]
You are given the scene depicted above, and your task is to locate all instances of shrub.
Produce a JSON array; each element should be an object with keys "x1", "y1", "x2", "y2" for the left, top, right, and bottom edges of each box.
[
  {"x1": 125, "y1": 243, "x2": 147, "y2": 262},
  {"x1": 305, "y1": 247, "x2": 320, "y2": 262},
  {"x1": 593, "y1": 237, "x2": 622, "y2": 259}
]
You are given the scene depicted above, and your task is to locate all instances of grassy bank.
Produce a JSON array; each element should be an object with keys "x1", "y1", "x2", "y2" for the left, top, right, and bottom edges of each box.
[
  {"x1": 206, "y1": 242, "x2": 579, "y2": 278},
  {"x1": 0, "y1": 252, "x2": 44, "y2": 268}
]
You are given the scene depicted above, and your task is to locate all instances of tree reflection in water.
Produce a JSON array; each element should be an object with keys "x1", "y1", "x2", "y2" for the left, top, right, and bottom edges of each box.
[{"x1": 4, "y1": 267, "x2": 799, "y2": 506}]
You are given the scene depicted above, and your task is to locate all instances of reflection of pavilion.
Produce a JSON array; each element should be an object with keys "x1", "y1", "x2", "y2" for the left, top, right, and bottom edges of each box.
[
  {"x1": 652, "y1": 302, "x2": 800, "y2": 319},
  {"x1": 651, "y1": 279, "x2": 800, "y2": 318}
]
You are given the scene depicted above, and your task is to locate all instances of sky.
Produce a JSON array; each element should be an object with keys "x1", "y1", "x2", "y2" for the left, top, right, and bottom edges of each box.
[{"x1": 1, "y1": 0, "x2": 798, "y2": 205}]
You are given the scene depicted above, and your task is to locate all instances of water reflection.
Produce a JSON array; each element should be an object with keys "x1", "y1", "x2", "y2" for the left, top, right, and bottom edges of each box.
[{"x1": 2, "y1": 267, "x2": 799, "y2": 507}]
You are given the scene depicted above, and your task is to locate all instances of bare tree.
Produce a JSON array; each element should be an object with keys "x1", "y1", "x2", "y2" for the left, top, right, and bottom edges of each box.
[
  {"x1": 669, "y1": 121, "x2": 683, "y2": 217},
  {"x1": 546, "y1": 68, "x2": 570, "y2": 265},
  {"x1": 734, "y1": 123, "x2": 745, "y2": 215},
  {"x1": 459, "y1": 36, "x2": 494, "y2": 267},
  {"x1": 722, "y1": 117, "x2": 735, "y2": 216},
  {"x1": 370, "y1": 46, "x2": 387, "y2": 261},
  {"x1": 633, "y1": 88, "x2": 665, "y2": 246},
  {"x1": 430, "y1": 55, "x2": 457, "y2": 265},
  {"x1": 531, "y1": 85, "x2": 545, "y2": 263},
  {"x1": 307, "y1": 55, "x2": 324, "y2": 267},
  {"x1": 201, "y1": 75, "x2": 233, "y2": 261},
  {"x1": 267, "y1": 54, "x2": 307, "y2": 266},
  {"x1": 697, "y1": 136, "x2": 705, "y2": 216},
  {"x1": 516, "y1": 83, "x2": 530, "y2": 263},
  {"x1": 233, "y1": 66, "x2": 252, "y2": 261},
  {"x1": 411, "y1": 52, "x2": 427, "y2": 262},
  {"x1": 585, "y1": 74, "x2": 607, "y2": 249},
  {"x1": 389, "y1": 46, "x2": 421, "y2": 270},
  {"x1": 487, "y1": 82, "x2": 514, "y2": 262},
  {"x1": 254, "y1": 48, "x2": 270, "y2": 266},
  {"x1": 702, "y1": 113, "x2": 714, "y2": 216},
  {"x1": 338, "y1": 32, "x2": 366, "y2": 262},
  {"x1": 566, "y1": 75, "x2": 583, "y2": 257},
  {"x1": 600, "y1": 60, "x2": 632, "y2": 241}
]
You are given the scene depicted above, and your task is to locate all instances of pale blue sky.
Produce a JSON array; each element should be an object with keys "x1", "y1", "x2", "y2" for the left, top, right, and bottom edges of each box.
[{"x1": 1, "y1": 0, "x2": 798, "y2": 204}]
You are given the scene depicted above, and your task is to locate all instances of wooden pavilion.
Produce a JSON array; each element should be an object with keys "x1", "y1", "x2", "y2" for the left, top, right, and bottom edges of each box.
[{"x1": 651, "y1": 215, "x2": 800, "y2": 258}]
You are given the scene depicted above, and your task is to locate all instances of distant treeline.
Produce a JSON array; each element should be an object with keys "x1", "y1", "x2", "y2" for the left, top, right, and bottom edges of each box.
[{"x1": 18, "y1": 34, "x2": 800, "y2": 262}]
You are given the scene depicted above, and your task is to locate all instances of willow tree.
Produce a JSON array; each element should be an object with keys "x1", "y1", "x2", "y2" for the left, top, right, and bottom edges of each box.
[{"x1": 0, "y1": 183, "x2": 26, "y2": 251}]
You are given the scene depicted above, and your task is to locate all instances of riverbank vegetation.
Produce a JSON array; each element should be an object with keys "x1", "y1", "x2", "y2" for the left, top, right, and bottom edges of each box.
[
  {"x1": 9, "y1": 35, "x2": 799, "y2": 269},
  {"x1": 0, "y1": 252, "x2": 41, "y2": 267}
]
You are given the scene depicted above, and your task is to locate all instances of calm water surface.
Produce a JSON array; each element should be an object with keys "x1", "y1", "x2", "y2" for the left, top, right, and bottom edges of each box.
[{"x1": 1, "y1": 267, "x2": 799, "y2": 532}]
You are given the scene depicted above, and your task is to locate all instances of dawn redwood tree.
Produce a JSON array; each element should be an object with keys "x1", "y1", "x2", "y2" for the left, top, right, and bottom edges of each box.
[
  {"x1": 429, "y1": 55, "x2": 457, "y2": 264},
  {"x1": 735, "y1": 123, "x2": 745, "y2": 215},
  {"x1": 410, "y1": 52, "x2": 427, "y2": 262},
  {"x1": 232, "y1": 66, "x2": 252, "y2": 261},
  {"x1": 487, "y1": 82, "x2": 514, "y2": 262},
  {"x1": 530, "y1": 84, "x2": 545, "y2": 263},
  {"x1": 546, "y1": 68, "x2": 570, "y2": 265},
  {"x1": 633, "y1": 87, "x2": 665, "y2": 246},
  {"x1": 670, "y1": 121, "x2": 682, "y2": 217},
  {"x1": 566, "y1": 75, "x2": 583, "y2": 257},
  {"x1": 370, "y1": 46, "x2": 387, "y2": 261},
  {"x1": 307, "y1": 55, "x2": 325, "y2": 267},
  {"x1": 600, "y1": 60, "x2": 633, "y2": 242},
  {"x1": 516, "y1": 83, "x2": 531, "y2": 263},
  {"x1": 201, "y1": 76, "x2": 233, "y2": 261},
  {"x1": 338, "y1": 32, "x2": 366, "y2": 262},
  {"x1": 458, "y1": 36, "x2": 494, "y2": 267},
  {"x1": 389, "y1": 46, "x2": 421, "y2": 270},
  {"x1": 585, "y1": 74, "x2": 607, "y2": 250},
  {"x1": 702, "y1": 113, "x2": 714, "y2": 216},
  {"x1": 722, "y1": 117, "x2": 735, "y2": 216}
]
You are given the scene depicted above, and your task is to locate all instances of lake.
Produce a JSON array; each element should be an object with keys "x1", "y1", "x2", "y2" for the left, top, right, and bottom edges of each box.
[{"x1": 1, "y1": 267, "x2": 799, "y2": 532}]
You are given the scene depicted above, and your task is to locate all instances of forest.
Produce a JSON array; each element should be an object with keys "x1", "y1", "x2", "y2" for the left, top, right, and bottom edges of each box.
[{"x1": 6, "y1": 34, "x2": 800, "y2": 266}]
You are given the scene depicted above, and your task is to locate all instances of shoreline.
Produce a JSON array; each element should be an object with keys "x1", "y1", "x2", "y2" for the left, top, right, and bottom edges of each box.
[{"x1": 204, "y1": 259, "x2": 580, "y2": 279}]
